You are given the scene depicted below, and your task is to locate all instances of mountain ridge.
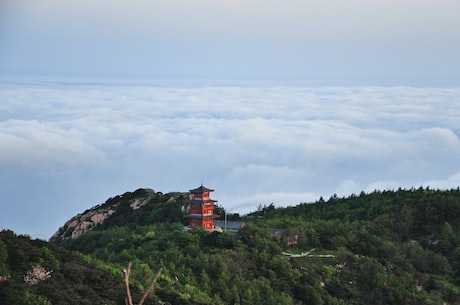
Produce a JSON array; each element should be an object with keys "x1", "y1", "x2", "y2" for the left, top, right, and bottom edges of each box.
[{"x1": 51, "y1": 188, "x2": 190, "y2": 241}]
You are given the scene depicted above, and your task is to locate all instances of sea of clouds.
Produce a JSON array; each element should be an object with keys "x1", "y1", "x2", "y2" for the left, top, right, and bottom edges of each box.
[{"x1": 1, "y1": 80, "x2": 460, "y2": 238}]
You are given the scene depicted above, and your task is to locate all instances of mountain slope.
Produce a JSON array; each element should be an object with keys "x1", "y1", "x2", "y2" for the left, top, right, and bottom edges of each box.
[
  {"x1": 50, "y1": 187, "x2": 460, "y2": 305},
  {"x1": 0, "y1": 230, "x2": 126, "y2": 305},
  {"x1": 51, "y1": 188, "x2": 189, "y2": 241}
]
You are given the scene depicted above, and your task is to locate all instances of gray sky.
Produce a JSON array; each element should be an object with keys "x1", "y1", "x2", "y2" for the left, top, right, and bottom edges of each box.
[
  {"x1": 1, "y1": 0, "x2": 459, "y2": 82},
  {"x1": 1, "y1": 0, "x2": 460, "y2": 238}
]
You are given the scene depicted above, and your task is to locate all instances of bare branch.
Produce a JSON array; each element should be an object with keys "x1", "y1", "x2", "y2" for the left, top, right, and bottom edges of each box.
[
  {"x1": 123, "y1": 262, "x2": 133, "y2": 305},
  {"x1": 138, "y1": 267, "x2": 163, "y2": 305},
  {"x1": 124, "y1": 262, "x2": 163, "y2": 305}
]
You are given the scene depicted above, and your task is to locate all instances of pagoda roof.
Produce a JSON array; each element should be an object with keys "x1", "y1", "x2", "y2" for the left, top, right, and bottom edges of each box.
[
  {"x1": 190, "y1": 184, "x2": 214, "y2": 194},
  {"x1": 184, "y1": 214, "x2": 219, "y2": 219}
]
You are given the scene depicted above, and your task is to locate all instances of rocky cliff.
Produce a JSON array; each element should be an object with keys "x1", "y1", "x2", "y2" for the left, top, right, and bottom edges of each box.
[{"x1": 50, "y1": 188, "x2": 189, "y2": 241}]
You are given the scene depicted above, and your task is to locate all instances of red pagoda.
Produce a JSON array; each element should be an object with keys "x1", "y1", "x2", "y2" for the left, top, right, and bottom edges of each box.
[{"x1": 186, "y1": 184, "x2": 218, "y2": 230}]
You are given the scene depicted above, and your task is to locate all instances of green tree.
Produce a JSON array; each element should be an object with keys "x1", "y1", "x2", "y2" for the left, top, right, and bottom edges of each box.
[
  {"x1": 0, "y1": 239, "x2": 8, "y2": 274},
  {"x1": 15, "y1": 291, "x2": 52, "y2": 305}
]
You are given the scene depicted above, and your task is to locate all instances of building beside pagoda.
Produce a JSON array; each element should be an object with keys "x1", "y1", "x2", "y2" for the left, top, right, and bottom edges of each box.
[
  {"x1": 185, "y1": 185, "x2": 219, "y2": 230},
  {"x1": 214, "y1": 220, "x2": 245, "y2": 234}
]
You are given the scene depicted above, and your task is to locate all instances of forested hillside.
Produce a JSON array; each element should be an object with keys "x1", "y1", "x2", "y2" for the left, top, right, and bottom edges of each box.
[
  {"x1": 2, "y1": 188, "x2": 460, "y2": 304},
  {"x1": 0, "y1": 230, "x2": 127, "y2": 305}
]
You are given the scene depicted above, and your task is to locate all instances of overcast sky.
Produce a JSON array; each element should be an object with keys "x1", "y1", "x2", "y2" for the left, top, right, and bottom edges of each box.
[
  {"x1": 1, "y1": 0, "x2": 460, "y2": 82},
  {"x1": 1, "y1": 0, "x2": 460, "y2": 239}
]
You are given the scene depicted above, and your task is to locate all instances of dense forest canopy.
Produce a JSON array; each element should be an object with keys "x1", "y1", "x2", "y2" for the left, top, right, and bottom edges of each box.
[{"x1": 1, "y1": 187, "x2": 460, "y2": 304}]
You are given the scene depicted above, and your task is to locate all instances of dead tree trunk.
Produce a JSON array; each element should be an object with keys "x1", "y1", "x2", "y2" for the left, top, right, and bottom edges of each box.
[{"x1": 123, "y1": 262, "x2": 163, "y2": 305}]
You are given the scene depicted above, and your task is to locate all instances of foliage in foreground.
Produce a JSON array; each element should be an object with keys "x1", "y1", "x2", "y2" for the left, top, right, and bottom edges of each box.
[{"x1": 0, "y1": 230, "x2": 130, "y2": 305}]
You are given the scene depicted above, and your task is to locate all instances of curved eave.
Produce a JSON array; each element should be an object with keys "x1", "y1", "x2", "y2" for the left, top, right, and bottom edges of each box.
[
  {"x1": 184, "y1": 214, "x2": 219, "y2": 219},
  {"x1": 190, "y1": 185, "x2": 215, "y2": 194},
  {"x1": 190, "y1": 199, "x2": 217, "y2": 205}
]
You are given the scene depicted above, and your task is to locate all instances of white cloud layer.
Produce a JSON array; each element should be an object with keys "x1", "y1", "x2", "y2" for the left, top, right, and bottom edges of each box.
[{"x1": 1, "y1": 81, "x2": 460, "y2": 238}]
